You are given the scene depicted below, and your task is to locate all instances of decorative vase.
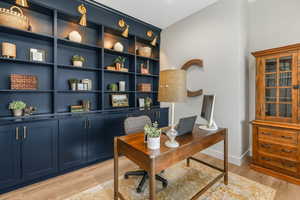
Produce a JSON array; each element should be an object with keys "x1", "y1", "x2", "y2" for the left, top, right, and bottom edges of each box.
[
  {"x1": 73, "y1": 60, "x2": 83, "y2": 67},
  {"x1": 68, "y1": 31, "x2": 82, "y2": 43},
  {"x1": 147, "y1": 137, "x2": 160, "y2": 150},
  {"x1": 113, "y1": 42, "x2": 124, "y2": 52},
  {"x1": 115, "y1": 62, "x2": 122, "y2": 71},
  {"x1": 13, "y1": 109, "x2": 23, "y2": 117}
]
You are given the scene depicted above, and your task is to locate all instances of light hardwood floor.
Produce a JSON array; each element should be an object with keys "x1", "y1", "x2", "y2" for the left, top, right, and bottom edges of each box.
[{"x1": 0, "y1": 153, "x2": 299, "y2": 200}]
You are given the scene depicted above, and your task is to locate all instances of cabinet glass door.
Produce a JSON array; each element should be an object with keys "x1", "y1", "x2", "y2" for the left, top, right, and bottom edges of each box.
[{"x1": 263, "y1": 54, "x2": 296, "y2": 121}]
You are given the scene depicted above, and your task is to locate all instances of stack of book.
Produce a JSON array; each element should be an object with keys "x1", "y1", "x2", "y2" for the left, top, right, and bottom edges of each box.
[{"x1": 70, "y1": 105, "x2": 84, "y2": 113}]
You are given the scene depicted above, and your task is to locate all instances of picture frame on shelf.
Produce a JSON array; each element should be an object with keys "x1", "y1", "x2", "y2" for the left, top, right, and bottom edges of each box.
[
  {"x1": 111, "y1": 94, "x2": 129, "y2": 107},
  {"x1": 30, "y1": 48, "x2": 46, "y2": 62}
]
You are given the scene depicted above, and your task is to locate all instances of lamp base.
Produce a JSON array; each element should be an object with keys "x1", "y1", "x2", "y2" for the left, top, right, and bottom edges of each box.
[{"x1": 165, "y1": 140, "x2": 179, "y2": 148}]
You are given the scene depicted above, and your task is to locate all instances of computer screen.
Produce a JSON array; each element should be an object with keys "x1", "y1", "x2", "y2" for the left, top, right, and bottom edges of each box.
[{"x1": 201, "y1": 95, "x2": 215, "y2": 124}]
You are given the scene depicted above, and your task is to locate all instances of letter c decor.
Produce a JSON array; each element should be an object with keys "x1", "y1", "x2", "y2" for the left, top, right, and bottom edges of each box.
[{"x1": 181, "y1": 59, "x2": 203, "y2": 97}]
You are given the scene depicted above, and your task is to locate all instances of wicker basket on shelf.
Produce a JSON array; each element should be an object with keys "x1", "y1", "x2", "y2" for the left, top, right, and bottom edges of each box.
[
  {"x1": 0, "y1": 6, "x2": 30, "y2": 31},
  {"x1": 10, "y1": 74, "x2": 38, "y2": 90}
]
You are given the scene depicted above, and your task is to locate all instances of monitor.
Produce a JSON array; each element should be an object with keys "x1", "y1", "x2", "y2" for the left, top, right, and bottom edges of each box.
[{"x1": 199, "y1": 95, "x2": 218, "y2": 131}]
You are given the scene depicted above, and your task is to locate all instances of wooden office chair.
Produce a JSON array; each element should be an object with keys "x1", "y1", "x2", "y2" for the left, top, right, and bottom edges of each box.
[{"x1": 124, "y1": 115, "x2": 168, "y2": 193}]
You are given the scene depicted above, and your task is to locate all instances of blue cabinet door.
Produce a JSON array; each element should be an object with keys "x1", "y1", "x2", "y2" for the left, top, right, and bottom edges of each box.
[
  {"x1": 87, "y1": 116, "x2": 106, "y2": 162},
  {"x1": 0, "y1": 125, "x2": 21, "y2": 190},
  {"x1": 59, "y1": 117, "x2": 87, "y2": 170},
  {"x1": 21, "y1": 121, "x2": 58, "y2": 182}
]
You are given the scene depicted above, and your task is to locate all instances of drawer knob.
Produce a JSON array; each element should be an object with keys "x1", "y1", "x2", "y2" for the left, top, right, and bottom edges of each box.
[
  {"x1": 281, "y1": 149, "x2": 295, "y2": 154},
  {"x1": 281, "y1": 135, "x2": 293, "y2": 140},
  {"x1": 260, "y1": 143, "x2": 272, "y2": 149}
]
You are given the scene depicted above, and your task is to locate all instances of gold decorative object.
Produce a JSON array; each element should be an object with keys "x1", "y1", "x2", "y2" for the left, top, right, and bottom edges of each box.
[
  {"x1": 147, "y1": 30, "x2": 158, "y2": 46},
  {"x1": 0, "y1": 6, "x2": 30, "y2": 31},
  {"x1": 78, "y1": 4, "x2": 87, "y2": 26},
  {"x1": 118, "y1": 19, "x2": 129, "y2": 38},
  {"x1": 2, "y1": 42, "x2": 16, "y2": 58},
  {"x1": 16, "y1": 0, "x2": 29, "y2": 8}
]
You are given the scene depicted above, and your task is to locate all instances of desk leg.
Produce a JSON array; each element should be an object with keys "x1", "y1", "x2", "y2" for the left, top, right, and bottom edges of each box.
[
  {"x1": 224, "y1": 129, "x2": 228, "y2": 185},
  {"x1": 114, "y1": 137, "x2": 119, "y2": 200},
  {"x1": 149, "y1": 159, "x2": 156, "y2": 200}
]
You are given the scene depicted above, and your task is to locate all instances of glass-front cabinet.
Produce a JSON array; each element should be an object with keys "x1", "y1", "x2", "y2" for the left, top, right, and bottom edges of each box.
[{"x1": 256, "y1": 52, "x2": 298, "y2": 123}]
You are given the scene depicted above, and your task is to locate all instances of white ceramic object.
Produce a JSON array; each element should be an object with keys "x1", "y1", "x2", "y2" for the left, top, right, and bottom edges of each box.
[
  {"x1": 119, "y1": 81, "x2": 126, "y2": 92},
  {"x1": 138, "y1": 46, "x2": 152, "y2": 57},
  {"x1": 147, "y1": 137, "x2": 160, "y2": 150},
  {"x1": 71, "y1": 83, "x2": 77, "y2": 91},
  {"x1": 13, "y1": 109, "x2": 23, "y2": 117},
  {"x1": 73, "y1": 60, "x2": 83, "y2": 67},
  {"x1": 82, "y1": 79, "x2": 92, "y2": 90},
  {"x1": 68, "y1": 31, "x2": 82, "y2": 43},
  {"x1": 113, "y1": 42, "x2": 124, "y2": 52}
]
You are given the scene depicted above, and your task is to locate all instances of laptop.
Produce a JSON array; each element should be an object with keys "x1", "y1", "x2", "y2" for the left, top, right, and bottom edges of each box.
[{"x1": 163, "y1": 116, "x2": 197, "y2": 136}]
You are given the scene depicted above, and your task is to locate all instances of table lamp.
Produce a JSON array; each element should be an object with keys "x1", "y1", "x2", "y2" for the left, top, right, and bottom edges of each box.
[{"x1": 158, "y1": 69, "x2": 187, "y2": 148}]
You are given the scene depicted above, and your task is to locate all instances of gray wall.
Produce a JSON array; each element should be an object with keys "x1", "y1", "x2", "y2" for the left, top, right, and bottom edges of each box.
[{"x1": 160, "y1": 0, "x2": 249, "y2": 165}]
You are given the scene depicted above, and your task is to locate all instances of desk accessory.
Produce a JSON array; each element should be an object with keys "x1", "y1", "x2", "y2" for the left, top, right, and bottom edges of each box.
[
  {"x1": 2, "y1": 42, "x2": 16, "y2": 58},
  {"x1": 144, "y1": 122, "x2": 161, "y2": 150},
  {"x1": 158, "y1": 69, "x2": 187, "y2": 148}
]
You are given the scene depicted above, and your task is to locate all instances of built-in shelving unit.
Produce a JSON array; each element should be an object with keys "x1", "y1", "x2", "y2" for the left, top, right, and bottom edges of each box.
[{"x1": 0, "y1": 0, "x2": 160, "y2": 117}]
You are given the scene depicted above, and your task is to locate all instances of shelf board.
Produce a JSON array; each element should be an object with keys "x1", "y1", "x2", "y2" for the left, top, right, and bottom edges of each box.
[
  {"x1": 57, "y1": 64, "x2": 102, "y2": 71},
  {"x1": 104, "y1": 48, "x2": 135, "y2": 57},
  {"x1": 57, "y1": 90, "x2": 101, "y2": 93},
  {"x1": 104, "y1": 91, "x2": 135, "y2": 93},
  {"x1": 0, "y1": 90, "x2": 53, "y2": 93},
  {"x1": 136, "y1": 73, "x2": 159, "y2": 77},
  {"x1": 57, "y1": 38, "x2": 102, "y2": 50},
  {"x1": 0, "y1": 57, "x2": 54, "y2": 66},
  {"x1": 0, "y1": 25, "x2": 54, "y2": 41},
  {"x1": 103, "y1": 69, "x2": 135, "y2": 75},
  {"x1": 136, "y1": 91, "x2": 158, "y2": 93},
  {"x1": 136, "y1": 55, "x2": 159, "y2": 61}
]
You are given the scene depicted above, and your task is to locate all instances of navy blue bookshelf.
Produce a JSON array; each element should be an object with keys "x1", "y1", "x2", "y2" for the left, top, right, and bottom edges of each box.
[{"x1": 0, "y1": 0, "x2": 161, "y2": 118}]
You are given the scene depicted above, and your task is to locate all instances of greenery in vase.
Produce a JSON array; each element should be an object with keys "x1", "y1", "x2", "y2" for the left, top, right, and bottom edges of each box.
[
  {"x1": 144, "y1": 122, "x2": 161, "y2": 138},
  {"x1": 9, "y1": 101, "x2": 26, "y2": 110},
  {"x1": 72, "y1": 55, "x2": 85, "y2": 62},
  {"x1": 68, "y1": 78, "x2": 79, "y2": 85},
  {"x1": 114, "y1": 56, "x2": 126, "y2": 64}
]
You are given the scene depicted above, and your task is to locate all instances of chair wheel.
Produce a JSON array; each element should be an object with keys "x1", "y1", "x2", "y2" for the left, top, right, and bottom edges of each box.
[
  {"x1": 163, "y1": 182, "x2": 168, "y2": 188},
  {"x1": 136, "y1": 188, "x2": 142, "y2": 193},
  {"x1": 124, "y1": 174, "x2": 129, "y2": 179}
]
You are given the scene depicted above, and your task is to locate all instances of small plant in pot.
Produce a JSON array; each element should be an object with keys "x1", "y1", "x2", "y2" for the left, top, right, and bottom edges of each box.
[
  {"x1": 72, "y1": 55, "x2": 85, "y2": 67},
  {"x1": 114, "y1": 56, "x2": 126, "y2": 71},
  {"x1": 69, "y1": 78, "x2": 79, "y2": 91},
  {"x1": 144, "y1": 122, "x2": 161, "y2": 150},
  {"x1": 9, "y1": 101, "x2": 26, "y2": 117}
]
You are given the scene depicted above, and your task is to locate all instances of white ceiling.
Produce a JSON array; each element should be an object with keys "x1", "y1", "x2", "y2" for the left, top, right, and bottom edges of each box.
[{"x1": 94, "y1": 0, "x2": 219, "y2": 29}]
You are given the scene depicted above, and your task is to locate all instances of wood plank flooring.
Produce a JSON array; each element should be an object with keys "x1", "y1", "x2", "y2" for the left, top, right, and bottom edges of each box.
[{"x1": 0, "y1": 153, "x2": 299, "y2": 200}]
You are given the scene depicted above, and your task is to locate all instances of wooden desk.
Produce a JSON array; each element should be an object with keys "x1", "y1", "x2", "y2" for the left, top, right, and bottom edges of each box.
[{"x1": 114, "y1": 126, "x2": 228, "y2": 200}]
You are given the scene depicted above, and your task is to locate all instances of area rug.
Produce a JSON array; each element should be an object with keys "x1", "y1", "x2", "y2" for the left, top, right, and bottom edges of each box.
[{"x1": 65, "y1": 161, "x2": 276, "y2": 200}]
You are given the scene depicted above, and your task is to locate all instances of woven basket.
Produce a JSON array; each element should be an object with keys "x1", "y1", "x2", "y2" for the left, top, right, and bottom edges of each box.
[
  {"x1": 10, "y1": 74, "x2": 38, "y2": 90},
  {"x1": 0, "y1": 6, "x2": 30, "y2": 31},
  {"x1": 138, "y1": 47, "x2": 152, "y2": 58}
]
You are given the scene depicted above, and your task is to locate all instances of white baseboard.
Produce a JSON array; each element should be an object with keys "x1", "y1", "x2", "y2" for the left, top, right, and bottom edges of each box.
[{"x1": 201, "y1": 148, "x2": 250, "y2": 166}]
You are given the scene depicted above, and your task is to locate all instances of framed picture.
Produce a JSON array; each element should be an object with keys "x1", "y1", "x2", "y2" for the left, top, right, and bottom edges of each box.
[
  {"x1": 139, "y1": 98, "x2": 145, "y2": 108},
  {"x1": 30, "y1": 48, "x2": 46, "y2": 62},
  {"x1": 111, "y1": 94, "x2": 129, "y2": 107}
]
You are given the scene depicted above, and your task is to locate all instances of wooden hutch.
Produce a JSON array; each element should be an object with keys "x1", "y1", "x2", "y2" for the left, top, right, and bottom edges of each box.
[{"x1": 251, "y1": 43, "x2": 300, "y2": 184}]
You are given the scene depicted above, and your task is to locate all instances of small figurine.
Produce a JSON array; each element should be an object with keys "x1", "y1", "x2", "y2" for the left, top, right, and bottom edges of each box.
[{"x1": 24, "y1": 106, "x2": 37, "y2": 116}]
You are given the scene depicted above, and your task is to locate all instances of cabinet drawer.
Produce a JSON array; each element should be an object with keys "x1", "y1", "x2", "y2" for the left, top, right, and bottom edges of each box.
[
  {"x1": 258, "y1": 153, "x2": 298, "y2": 173},
  {"x1": 258, "y1": 127, "x2": 298, "y2": 145},
  {"x1": 258, "y1": 141, "x2": 298, "y2": 160}
]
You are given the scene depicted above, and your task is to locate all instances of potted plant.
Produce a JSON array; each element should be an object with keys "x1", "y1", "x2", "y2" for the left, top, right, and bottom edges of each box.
[
  {"x1": 114, "y1": 56, "x2": 126, "y2": 71},
  {"x1": 68, "y1": 78, "x2": 79, "y2": 91},
  {"x1": 9, "y1": 101, "x2": 26, "y2": 117},
  {"x1": 145, "y1": 97, "x2": 152, "y2": 108},
  {"x1": 144, "y1": 122, "x2": 161, "y2": 150},
  {"x1": 72, "y1": 55, "x2": 85, "y2": 67}
]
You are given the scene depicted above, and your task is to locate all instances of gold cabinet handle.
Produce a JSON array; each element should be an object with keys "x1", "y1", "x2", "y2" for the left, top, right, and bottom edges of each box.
[
  {"x1": 23, "y1": 126, "x2": 27, "y2": 139},
  {"x1": 16, "y1": 127, "x2": 19, "y2": 140}
]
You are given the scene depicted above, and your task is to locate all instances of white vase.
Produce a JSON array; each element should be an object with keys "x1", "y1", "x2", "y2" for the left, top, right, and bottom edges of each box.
[
  {"x1": 147, "y1": 137, "x2": 160, "y2": 150},
  {"x1": 69, "y1": 31, "x2": 82, "y2": 43},
  {"x1": 13, "y1": 109, "x2": 23, "y2": 117},
  {"x1": 113, "y1": 42, "x2": 124, "y2": 52},
  {"x1": 73, "y1": 60, "x2": 83, "y2": 67}
]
